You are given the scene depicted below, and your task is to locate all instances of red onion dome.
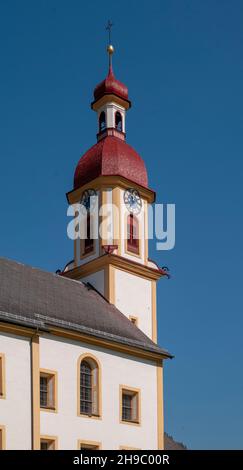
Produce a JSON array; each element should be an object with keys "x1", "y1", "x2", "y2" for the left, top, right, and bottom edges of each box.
[
  {"x1": 74, "y1": 136, "x2": 148, "y2": 190},
  {"x1": 93, "y1": 65, "x2": 130, "y2": 105}
]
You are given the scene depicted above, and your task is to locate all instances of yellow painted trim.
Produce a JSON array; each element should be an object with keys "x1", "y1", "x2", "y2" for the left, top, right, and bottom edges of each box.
[
  {"x1": 91, "y1": 94, "x2": 130, "y2": 111},
  {"x1": 0, "y1": 354, "x2": 6, "y2": 399},
  {"x1": 119, "y1": 446, "x2": 141, "y2": 450},
  {"x1": 77, "y1": 353, "x2": 102, "y2": 419},
  {"x1": 40, "y1": 369, "x2": 58, "y2": 413},
  {"x1": 119, "y1": 385, "x2": 141, "y2": 427},
  {"x1": 151, "y1": 281, "x2": 157, "y2": 343},
  {"x1": 63, "y1": 253, "x2": 164, "y2": 282},
  {"x1": 0, "y1": 425, "x2": 6, "y2": 450},
  {"x1": 50, "y1": 325, "x2": 167, "y2": 361},
  {"x1": 40, "y1": 435, "x2": 58, "y2": 450},
  {"x1": 99, "y1": 188, "x2": 108, "y2": 255},
  {"x1": 144, "y1": 200, "x2": 149, "y2": 265},
  {"x1": 104, "y1": 264, "x2": 115, "y2": 304},
  {"x1": 67, "y1": 176, "x2": 155, "y2": 206},
  {"x1": 157, "y1": 360, "x2": 164, "y2": 450},
  {"x1": 0, "y1": 322, "x2": 36, "y2": 337},
  {"x1": 31, "y1": 335, "x2": 40, "y2": 450},
  {"x1": 112, "y1": 187, "x2": 121, "y2": 256},
  {"x1": 0, "y1": 322, "x2": 169, "y2": 362},
  {"x1": 78, "y1": 439, "x2": 102, "y2": 450}
]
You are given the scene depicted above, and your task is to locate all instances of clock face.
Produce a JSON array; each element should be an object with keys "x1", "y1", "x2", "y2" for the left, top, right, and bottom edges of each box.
[
  {"x1": 80, "y1": 189, "x2": 97, "y2": 213},
  {"x1": 124, "y1": 188, "x2": 142, "y2": 214}
]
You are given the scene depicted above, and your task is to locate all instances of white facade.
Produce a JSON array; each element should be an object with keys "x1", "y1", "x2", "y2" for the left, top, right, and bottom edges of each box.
[
  {"x1": 0, "y1": 332, "x2": 32, "y2": 450},
  {"x1": 39, "y1": 334, "x2": 158, "y2": 450},
  {"x1": 114, "y1": 269, "x2": 152, "y2": 339}
]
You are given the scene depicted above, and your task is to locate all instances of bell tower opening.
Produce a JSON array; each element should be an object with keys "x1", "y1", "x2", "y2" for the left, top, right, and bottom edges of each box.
[
  {"x1": 99, "y1": 111, "x2": 106, "y2": 132},
  {"x1": 115, "y1": 111, "x2": 122, "y2": 132}
]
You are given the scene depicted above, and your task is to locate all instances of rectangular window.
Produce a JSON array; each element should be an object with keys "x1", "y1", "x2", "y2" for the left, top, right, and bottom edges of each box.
[
  {"x1": 83, "y1": 213, "x2": 94, "y2": 255},
  {"x1": 79, "y1": 440, "x2": 101, "y2": 450},
  {"x1": 0, "y1": 426, "x2": 6, "y2": 450},
  {"x1": 0, "y1": 354, "x2": 6, "y2": 398},
  {"x1": 129, "y1": 316, "x2": 138, "y2": 326},
  {"x1": 127, "y1": 215, "x2": 139, "y2": 255},
  {"x1": 40, "y1": 437, "x2": 57, "y2": 450},
  {"x1": 120, "y1": 386, "x2": 140, "y2": 425},
  {"x1": 40, "y1": 370, "x2": 57, "y2": 411}
]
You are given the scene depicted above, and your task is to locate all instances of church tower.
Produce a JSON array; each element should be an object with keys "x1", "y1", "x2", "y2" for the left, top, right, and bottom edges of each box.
[{"x1": 64, "y1": 44, "x2": 168, "y2": 343}]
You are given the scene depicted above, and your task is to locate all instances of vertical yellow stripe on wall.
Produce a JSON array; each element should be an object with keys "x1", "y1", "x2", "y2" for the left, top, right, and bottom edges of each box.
[
  {"x1": 104, "y1": 264, "x2": 116, "y2": 305},
  {"x1": 112, "y1": 187, "x2": 121, "y2": 256},
  {"x1": 31, "y1": 335, "x2": 40, "y2": 450},
  {"x1": 157, "y1": 360, "x2": 164, "y2": 450}
]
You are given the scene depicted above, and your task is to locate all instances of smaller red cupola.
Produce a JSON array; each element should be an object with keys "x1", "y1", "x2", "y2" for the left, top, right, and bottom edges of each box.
[{"x1": 91, "y1": 45, "x2": 131, "y2": 110}]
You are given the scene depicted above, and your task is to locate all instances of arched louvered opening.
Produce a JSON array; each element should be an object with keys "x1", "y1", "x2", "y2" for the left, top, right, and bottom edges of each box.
[
  {"x1": 115, "y1": 111, "x2": 122, "y2": 132},
  {"x1": 99, "y1": 111, "x2": 106, "y2": 132}
]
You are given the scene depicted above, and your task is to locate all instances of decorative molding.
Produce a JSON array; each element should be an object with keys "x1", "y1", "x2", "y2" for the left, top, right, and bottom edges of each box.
[
  {"x1": 63, "y1": 253, "x2": 165, "y2": 283},
  {"x1": 91, "y1": 94, "x2": 131, "y2": 111},
  {"x1": 48, "y1": 326, "x2": 167, "y2": 361},
  {"x1": 66, "y1": 175, "x2": 155, "y2": 206}
]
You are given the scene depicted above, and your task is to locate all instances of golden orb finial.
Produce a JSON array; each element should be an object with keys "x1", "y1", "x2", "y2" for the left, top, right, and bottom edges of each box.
[{"x1": 107, "y1": 44, "x2": 114, "y2": 55}]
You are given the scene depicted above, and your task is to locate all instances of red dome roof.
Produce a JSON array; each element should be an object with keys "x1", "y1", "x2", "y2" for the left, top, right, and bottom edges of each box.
[
  {"x1": 74, "y1": 136, "x2": 148, "y2": 190},
  {"x1": 93, "y1": 65, "x2": 129, "y2": 104}
]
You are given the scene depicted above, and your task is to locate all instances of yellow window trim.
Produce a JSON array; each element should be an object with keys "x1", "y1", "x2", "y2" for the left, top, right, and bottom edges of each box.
[
  {"x1": 129, "y1": 316, "x2": 138, "y2": 327},
  {"x1": 77, "y1": 353, "x2": 102, "y2": 419},
  {"x1": 0, "y1": 425, "x2": 6, "y2": 450},
  {"x1": 40, "y1": 435, "x2": 58, "y2": 450},
  {"x1": 0, "y1": 354, "x2": 6, "y2": 399},
  {"x1": 40, "y1": 369, "x2": 58, "y2": 413},
  {"x1": 119, "y1": 446, "x2": 141, "y2": 450},
  {"x1": 119, "y1": 385, "x2": 141, "y2": 427},
  {"x1": 78, "y1": 439, "x2": 102, "y2": 450}
]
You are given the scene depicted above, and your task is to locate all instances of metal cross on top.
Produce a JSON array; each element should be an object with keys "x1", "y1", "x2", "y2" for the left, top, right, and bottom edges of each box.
[{"x1": 106, "y1": 20, "x2": 113, "y2": 44}]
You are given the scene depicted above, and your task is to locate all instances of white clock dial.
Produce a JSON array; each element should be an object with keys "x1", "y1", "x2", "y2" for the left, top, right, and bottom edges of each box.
[{"x1": 124, "y1": 188, "x2": 142, "y2": 214}]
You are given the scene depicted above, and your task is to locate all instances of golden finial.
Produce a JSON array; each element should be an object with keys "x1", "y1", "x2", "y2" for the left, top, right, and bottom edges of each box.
[{"x1": 107, "y1": 44, "x2": 114, "y2": 55}]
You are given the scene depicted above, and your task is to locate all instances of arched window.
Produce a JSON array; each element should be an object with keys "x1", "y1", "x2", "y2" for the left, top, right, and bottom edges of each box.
[
  {"x1": 127, "y1": 214, "x2": 139, "y2": 254},
  {"x1": 84, "y1": 212, "x2": 94, "y2": 254},
  {"x1": 99, "y1": 111, "x2": 106, "y2": 132},
  {"x1": 115, "y1": 112, "x2": 122, "y2": 132},
  {"x1": 79, "y1": 356, "x2": 100, "y2": 417}
]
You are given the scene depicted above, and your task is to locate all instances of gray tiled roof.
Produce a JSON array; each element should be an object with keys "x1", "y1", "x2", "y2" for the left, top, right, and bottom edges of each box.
[{"x1": 0, "y1": 257, "x2": 172, "y2": 358}]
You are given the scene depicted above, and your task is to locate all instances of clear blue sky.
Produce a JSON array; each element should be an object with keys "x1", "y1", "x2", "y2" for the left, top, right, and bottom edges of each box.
[{"x1": 0, "y1": 0, "x2": 242, "y2": 450}]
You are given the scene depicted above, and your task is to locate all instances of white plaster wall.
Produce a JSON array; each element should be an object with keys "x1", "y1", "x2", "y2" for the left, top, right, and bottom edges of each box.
[
  {"x1": 39, "y1": 334, "x2": 157, "y2": 450},
  {"x1": 80, "y1": 269, "x2": 105, "y2": 296},
  {"x1": 0, "y1": 332, "x2": 32, "y2": 449},
  {"x1": 114, "y1": 269, "x2": 152, "y2": 339}
]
